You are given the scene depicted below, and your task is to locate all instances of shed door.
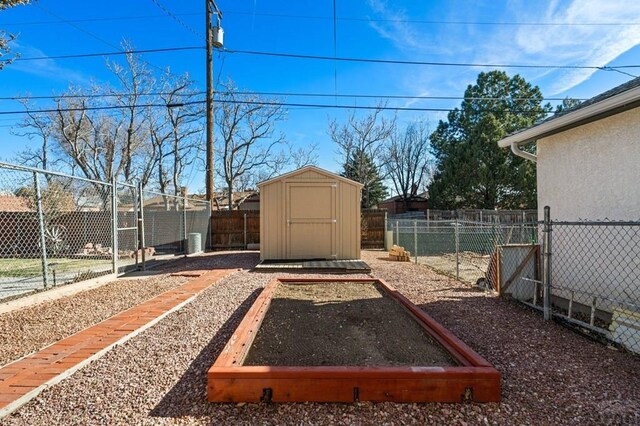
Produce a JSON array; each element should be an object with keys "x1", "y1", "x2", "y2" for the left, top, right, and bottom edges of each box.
[{"x1": 286, "y1": 182, "x2": 336, "y2": 259}]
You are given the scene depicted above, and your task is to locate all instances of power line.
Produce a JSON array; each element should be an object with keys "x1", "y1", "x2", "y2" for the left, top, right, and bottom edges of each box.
[
  {"x1": 7, "y1": 45, "x2": 639, "y2": 74},
  {"x1": 34, "y1": 4, "x2": 187, "y2": 77},
  {"x1": 0, "y1": 98, "x2": 557, "y2": 116},
  {"x1": 224, "y1": 48, "x2": 640, "y2": 71},
  {"x1": 223, "y1": 11, "x2": 640, "y2": 27},
  {"x1": 35, "y1": 4, "x2": 121, "y2": 51},
  {"x1": 4, "y1": 10, "x2": 640, "y2": 27},
  {"x1": 4, "y1": 46, "x2": 203, "y2": 63},
  {"x1": 148, "y1": 0, "x2": 201, "y2": 38},
  {"x1": 0, "y1": 90, "x2": 587, "y2": 103},
  {"x1": 0, "y1": 13, "x2": 201, "y2": 26}
]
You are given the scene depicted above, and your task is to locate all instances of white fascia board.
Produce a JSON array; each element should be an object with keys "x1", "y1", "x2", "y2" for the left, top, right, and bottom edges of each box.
[{"x1": 497, "y1": 86, "x2": 640, "y2": 147}]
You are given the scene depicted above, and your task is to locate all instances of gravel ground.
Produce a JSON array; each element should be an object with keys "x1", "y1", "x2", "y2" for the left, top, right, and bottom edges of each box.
[
  {"x1": 0, "y1": 273, "x2": 189, "y2": 366},
  {"x1": 3, "y1": 250, "x2": 640, "y2": 425}
]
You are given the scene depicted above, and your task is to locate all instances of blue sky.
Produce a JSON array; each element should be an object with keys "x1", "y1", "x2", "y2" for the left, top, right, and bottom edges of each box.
[{"x1": 1, "y1": 0, "x2": 639, "y2": 193}]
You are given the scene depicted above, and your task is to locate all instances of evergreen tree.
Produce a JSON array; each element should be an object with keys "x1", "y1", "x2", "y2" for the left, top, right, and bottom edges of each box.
[
  {"x1": 428, "y1": 71, "x2": 551, "y2": 209},
  {"x1": 342, "y1": 149, "x2": 388, "y2": 209}
]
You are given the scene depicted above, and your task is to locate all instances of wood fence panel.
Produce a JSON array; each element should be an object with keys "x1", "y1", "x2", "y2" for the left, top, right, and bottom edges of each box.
[
  {"x1": 210, "y1": 209, "x2": 386, "y2": 251},
  {"x1": 361, "y1": 210, "x2": 386, "y2": 249},
  {"x1": 211, "y1": 210, "x2": 260, "y2": 250}
]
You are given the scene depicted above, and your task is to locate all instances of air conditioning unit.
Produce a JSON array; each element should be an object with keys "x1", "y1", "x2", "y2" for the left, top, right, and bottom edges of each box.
[{"x1": 610, "y1": 308, "x2": 640, "y2": 355}]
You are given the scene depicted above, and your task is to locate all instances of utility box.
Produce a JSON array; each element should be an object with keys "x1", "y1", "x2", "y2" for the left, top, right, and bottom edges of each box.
[
  {"x1": 258, "y1": 166, "x2": 363, "y2": 260},
  {"x1": 187, "y1": 232, "x2": 202, "y2": 254}
]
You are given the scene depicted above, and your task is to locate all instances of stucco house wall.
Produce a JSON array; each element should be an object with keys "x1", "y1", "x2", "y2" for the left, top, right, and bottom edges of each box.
[
  {"x1": 497, "y1": 79, "x2": 640, "y2": 325},
  {"x1": 537, "y1": 107, "x2": 640, "y2": 221}
]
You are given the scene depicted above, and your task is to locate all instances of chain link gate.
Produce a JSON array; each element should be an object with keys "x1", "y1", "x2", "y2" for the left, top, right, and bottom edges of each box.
[{"x1": 0, "y1": 161, "x2": 211, "y2": 302}]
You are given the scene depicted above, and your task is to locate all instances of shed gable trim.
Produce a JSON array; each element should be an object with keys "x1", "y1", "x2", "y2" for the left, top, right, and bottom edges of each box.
[{"x1": 257, "y1": 165, "x2": 364, "y2": 188}]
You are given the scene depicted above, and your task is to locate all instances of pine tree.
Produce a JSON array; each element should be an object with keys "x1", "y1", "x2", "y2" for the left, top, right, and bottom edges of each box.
[
  {"x1": 428, "y1": 71, "x2": 551, "y2": 209},
  {"x1": 342, "y1": 149, "x2": 388, "y2": 208}
]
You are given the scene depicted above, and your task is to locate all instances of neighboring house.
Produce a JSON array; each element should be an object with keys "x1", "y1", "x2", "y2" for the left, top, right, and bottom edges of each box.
[
  {"x1": 497, "y1": 77, "x2": 640, "y2": 338},
  {"x1": 212, "y1": 191, "x2": 257, "y2": 211},
  {"x1": 378, "y1": 192, "x2": 429, "y2": 216},
  {"x1": 238, "y1": 192, "x2": 260, "y2": 211},
  {"x1": 0, "y1": 195, "x2": 32, "y2": 212}
]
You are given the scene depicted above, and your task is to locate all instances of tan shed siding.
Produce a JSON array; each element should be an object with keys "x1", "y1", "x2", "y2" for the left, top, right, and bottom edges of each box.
[
  {"x1": 259, "y1": 166, "x2": 362, "y2": 260},
  {"x1": 356, "y1": 186, "x2": 361, "y2": 258},
  {"x1": 260, "y1": 181, "x2": 283, "y2": 259},
  {"x1": 296, "y1": 170, "x2": 326, "y2": 180},
  {"x1": 336, "y1": 182, "x2": 361, "y2": 260}
]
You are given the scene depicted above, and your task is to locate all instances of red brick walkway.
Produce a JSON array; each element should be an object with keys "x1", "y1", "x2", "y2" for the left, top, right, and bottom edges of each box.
[{"x1": 0, "y1": 268, "x2": 235, "y2": 416}]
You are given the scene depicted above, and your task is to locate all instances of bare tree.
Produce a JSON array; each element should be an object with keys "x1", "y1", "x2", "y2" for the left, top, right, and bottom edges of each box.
[
  {"x1": 215, "y1": 80, "x2": 287, "y2": 209},
  {"x1": 106, "y1": 46, "x2": 154, "y2": 183},
  {"x1": 0, "y1": 0, "x2": 30, "y2": 70},
  {"x1": 289, "y1": 141, "x2": 319, "y2": 169},
  {"x1": 328, "y1": 104, "x2": 395, "y2": 205},
  {"x1": 11, "y1": 98, "x2": 56, "y2": 173},
  {"x1": 383, "y1": 121, "x2": 433, "y2": 211},
  {"x1": 160, "y1": 74, "x2": 203, "y2": 196},
  {"x1": 144, "y1": 73, "x2": 203, "y2": 210}
]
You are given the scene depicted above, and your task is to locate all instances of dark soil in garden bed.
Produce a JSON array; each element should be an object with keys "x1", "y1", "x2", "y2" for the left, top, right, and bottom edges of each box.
[{"x1": 243, "y1": 281, "x2": 458, "y2": 367}]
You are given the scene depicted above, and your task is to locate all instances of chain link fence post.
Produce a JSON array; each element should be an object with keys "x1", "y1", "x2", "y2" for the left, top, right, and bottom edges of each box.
[
  {"x1": 183, "y1": 194, "x2": 188, "y2": 256},
  {"x1": 138, "y1": 181, "x2": 146, "y2": 271},
  {"x1": 455, "y1": 216, "x2": 460, "y2": 280},
  {"x1": 33, "y1": 172, "x2": 49, "y2": 288},
  {"x1": 208, "y1": 200, "x2": 212, "y2": 251},
  {"x1": 395, "y1": 220, "x2": 399, "y2": 247},
  {"x1": 111, "y1": 176, "x2": 118, "y2": 274},
  {"x1": 414, "y1": 219, "x2": 418, "y2": 264},
  {"x1": 542, "y1": 205, "x2": 552, "y2": 320}
]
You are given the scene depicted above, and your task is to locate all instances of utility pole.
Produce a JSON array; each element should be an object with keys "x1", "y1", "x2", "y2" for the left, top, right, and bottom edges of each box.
[{"x1": 206, "y1": 0, "x2": 223, "y2": 203}]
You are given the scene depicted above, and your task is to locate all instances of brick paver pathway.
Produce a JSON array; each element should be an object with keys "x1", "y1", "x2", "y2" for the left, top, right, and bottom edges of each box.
[{"x1": 0, "y1": 268, "x2": 235, "y2": 416}]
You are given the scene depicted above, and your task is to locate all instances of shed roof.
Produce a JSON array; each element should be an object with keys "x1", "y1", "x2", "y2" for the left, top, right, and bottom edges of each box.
[
  {"x1": 497, "y1": 76, "x2": 640, "y2": 147},
  {"x1": 257, "y1": 165, "x2": 364, "y2": 188}
]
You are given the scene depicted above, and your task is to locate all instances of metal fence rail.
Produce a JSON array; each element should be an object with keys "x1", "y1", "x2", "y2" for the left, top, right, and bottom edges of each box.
[
  {"x1": 388, "y1": 218, "x2": 538, "y2": 284},
  {"x1": 390, "y1": 206, "x2": 640, "y2": 355},
  {"x1": 0, "y1": 161, "x2": 210, "y2": 302},
  {"x1": 546, "y1": 218, "x2": 640, "y2": 354}
]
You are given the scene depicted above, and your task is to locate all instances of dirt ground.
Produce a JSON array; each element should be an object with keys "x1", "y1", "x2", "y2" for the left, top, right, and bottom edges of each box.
[
  {"x1": 419, "y1": 252, "x2": 489, "y2": 284},
  {"x1": 244, "y1": 281, "x2": 457, "y2": 367}
]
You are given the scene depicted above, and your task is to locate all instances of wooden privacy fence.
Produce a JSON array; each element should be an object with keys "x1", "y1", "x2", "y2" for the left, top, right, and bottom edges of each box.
[
  {"x1": 211, "y1": 210, "x2": 260, "y2": 250},
  {"x1": 211, "y1": 210, "x2": 386, "y2": 250},
  {"x1": 361, "y1": 210, "x2": 386, "y2": 249}
]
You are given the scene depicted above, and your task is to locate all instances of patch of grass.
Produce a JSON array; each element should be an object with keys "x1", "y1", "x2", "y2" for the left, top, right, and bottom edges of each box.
[{"x1": 0, "y1": 257, "x2": 112, "y2": 277}]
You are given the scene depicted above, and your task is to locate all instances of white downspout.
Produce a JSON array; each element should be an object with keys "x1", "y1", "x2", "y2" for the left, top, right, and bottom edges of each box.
[{"x1": 511, "y1": 142, "x2": 537, "y2": 163}]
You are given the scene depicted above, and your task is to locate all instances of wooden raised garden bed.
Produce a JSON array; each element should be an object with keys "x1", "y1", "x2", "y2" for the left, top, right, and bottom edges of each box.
[{"x1": 208, "y1": 278, "x2": 500, "y2": 403}]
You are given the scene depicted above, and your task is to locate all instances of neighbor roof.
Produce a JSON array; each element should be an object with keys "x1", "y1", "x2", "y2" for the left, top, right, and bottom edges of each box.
[
  {"x1": 379, "y1": 192, "x2": 428, "y2": 204},
  {"x1": 497, "y1": 76, "x2": 640, "y2": 147}
]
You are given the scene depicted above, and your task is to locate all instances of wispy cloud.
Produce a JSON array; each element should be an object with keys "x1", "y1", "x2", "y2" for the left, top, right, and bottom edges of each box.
[
  {"x1": 508, "y1": 0, "x2": 640, "y2": 93},
  {"x1": 7, "y1": 42, "x2": 92, "y2": 86},
  {"x1": 366, "y1": 0, "x2": 422, "y2": 51},
  {"x1": 365, "y1": 0, "x2": 640, "y2": 97}
]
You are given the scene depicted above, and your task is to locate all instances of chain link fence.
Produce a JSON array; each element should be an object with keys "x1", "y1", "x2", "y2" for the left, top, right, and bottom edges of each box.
[
  {"x1": 387, "y1": 217, "x2": 538, "y2": 285},
  {"x1": 388, "y1": 207, "x2": 640, "y2": 355},
  {"x1": 0, "y1": 161, "x2": 210, "y2": 302},
  {"x1": 544, "y1": 218, "x2": 640, "y2": 354}
]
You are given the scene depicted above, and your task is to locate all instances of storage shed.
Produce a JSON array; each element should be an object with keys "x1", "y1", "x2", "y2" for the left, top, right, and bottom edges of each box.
[{"x1": 258, "y1": 166, "x2": 363, "y2": 260}]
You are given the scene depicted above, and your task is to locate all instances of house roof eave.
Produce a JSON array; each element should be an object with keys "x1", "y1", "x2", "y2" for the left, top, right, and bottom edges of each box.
[{"x1": 497, "y1": 80, "x2": 640, "y2": 148}]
